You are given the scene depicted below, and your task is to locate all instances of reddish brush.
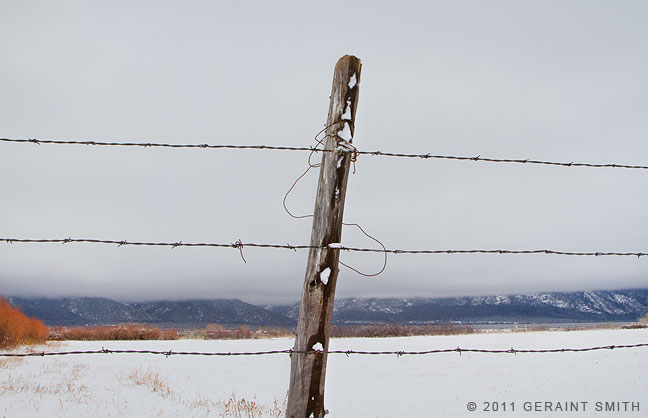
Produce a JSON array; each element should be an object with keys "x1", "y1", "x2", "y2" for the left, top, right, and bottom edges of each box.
[
  {"x1": 0, "y1": 297, "x2": 48, "y2": 349},
  {"x1": 49, "y1": 324, "x2": 178, "y2": 341}
]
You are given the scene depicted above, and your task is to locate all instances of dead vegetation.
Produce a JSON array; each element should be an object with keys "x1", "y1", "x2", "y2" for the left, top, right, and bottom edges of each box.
[
  {"x1": 332, "y1": 323, "x2": 476, "y2": 338},
  {"x1": 220, "y1": 393, "x2": 286, "y2": 418},
  {"x1": 201, "y1": 325, "x2": 294, "y2": 340},
  {"x1": 126, "y1": 368, "x2": 172, "y2": 397},
  {"x1": 49, "y1": 324, "x2": 178, "y2": 341}
]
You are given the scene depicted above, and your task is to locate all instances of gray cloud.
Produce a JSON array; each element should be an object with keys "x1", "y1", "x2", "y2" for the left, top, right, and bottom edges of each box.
[{"x1": 1, "y1": 0, "x2": 647, "y2": 304}]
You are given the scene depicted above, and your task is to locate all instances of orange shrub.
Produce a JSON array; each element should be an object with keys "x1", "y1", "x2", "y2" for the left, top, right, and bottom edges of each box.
[{"x1": 0, "y1": 297, "x2": 48, "y2": 349}]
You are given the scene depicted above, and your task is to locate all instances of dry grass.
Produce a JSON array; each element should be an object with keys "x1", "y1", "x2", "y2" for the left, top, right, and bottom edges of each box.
[
  {"x1": 332, "y1": 323, "x2": 476, "y2": 338},
  {"x1": 127, "y1": 368, "x2": 172, "y2": 397},
  {"x1": 508, "y1": 323, "x2": 628, "y2": 333},
  {"x1": 221, "y1": 394, "x2": 264, "y2": 418},
  {"x1": 0, "y1": 358, "x2": 23, "y2": 369},
  {"x1": 199, "y1": 325, "x2": 294, "y2": 340},
  {"x1": 512, "y1": 324, "x2": 551, "y2": 332},
  {"x1": 179, "y1": 328, "x2": 206, "y2": 339},
  {"x1": 0, "y1": 354, "x2": 287, "y2": 417},
  {"x1": 0, "y1": 359, "x2": 89, "y2": 401},
  {"x1": 220, "y1": 393, "x2": 286, "y2": 418},
  {"x1": 254, "y1": 327, "x2": 294, "y2": 339},
  {"x1": 49, "y1": 324, "x2": 178, "y2": 341},
  {"x1": 0, "y1": 296, "x2": 48, "y2": 349},
  {"x1": 205, "y1": 324, "x2": 253, "y2": 340},
  {"x1": 563, "y1": 323, "x2": 618, "y2": 332}
]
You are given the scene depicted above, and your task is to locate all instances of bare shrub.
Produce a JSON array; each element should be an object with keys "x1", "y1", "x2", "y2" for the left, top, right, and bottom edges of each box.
[
  {"x1": 331, "y1": 323, "x2": 475, "y2": 338},
  {"x1": 161, "y1": 328, "x2": 178, "y2": 339},
  {"x1": 205, "y1": 324, "x2": 259, "y2": 340},
  {"x1": 49, "y1": 324, "x2": 178, "y2": 341},
  {"x1": 0, "y1": 297, "x2": 48, "y2": 349},
  {"x1": 622, "y1": 323, "x2": 648, "y2": 329}
]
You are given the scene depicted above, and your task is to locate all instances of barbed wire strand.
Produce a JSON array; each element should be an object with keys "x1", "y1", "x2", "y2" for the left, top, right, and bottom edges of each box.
[
  {"x1": 2, "y1": 137, "x2": 647, "y2": 170},
  {"x1": 2, "y1": 343, "x2": 647, "y2": 358},
  {"x1": 2, "y1": 237, "x2": 647, "y2": 258},
  {"x1": 282, "y1": 124, "x2": 387, "y2": 276}
]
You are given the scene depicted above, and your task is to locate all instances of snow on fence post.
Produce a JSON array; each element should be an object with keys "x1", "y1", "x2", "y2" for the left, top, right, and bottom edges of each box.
[{"x1": 286, "y1": 55, "x2": 362, "y2": 418}]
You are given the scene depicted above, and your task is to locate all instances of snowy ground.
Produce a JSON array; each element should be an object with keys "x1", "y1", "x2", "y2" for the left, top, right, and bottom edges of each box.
[{"x1": 1, "y1": 328, "x2": 646, "y2": 417}]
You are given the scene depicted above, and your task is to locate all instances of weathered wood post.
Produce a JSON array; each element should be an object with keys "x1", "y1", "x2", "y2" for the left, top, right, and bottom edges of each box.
[{"x1": 286, "y1": 55, "x2": 361, "y2": 418}]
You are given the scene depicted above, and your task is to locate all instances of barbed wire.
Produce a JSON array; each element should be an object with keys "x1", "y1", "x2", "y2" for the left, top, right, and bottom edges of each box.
[
  {"x1": 1, "y1": 237, "x2": 647, "y2": 258},
  {"x1": 2, "y1": 137, "x2": 647, "y2": 170},
  {"x1": 2, "y1": 343, "x2": 647, "y2": 358}
]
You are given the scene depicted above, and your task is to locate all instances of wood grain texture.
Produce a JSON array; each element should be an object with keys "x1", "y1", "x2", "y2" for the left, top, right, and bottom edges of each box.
[{"x1": 286, "y1": 55, "x2": 362, "y2": 418}]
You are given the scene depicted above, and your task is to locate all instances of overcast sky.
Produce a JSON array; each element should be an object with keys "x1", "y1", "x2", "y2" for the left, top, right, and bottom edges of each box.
[{"x1": 1, "y1": 1, "x2": 647, "y2": 304}]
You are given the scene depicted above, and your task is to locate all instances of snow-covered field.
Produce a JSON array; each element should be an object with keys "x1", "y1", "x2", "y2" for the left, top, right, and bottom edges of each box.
[{"x1": 1, "y1": 328, "x2": 646, "y2": 417}]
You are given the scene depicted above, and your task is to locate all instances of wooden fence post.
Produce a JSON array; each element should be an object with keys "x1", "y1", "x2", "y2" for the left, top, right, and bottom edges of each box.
[{"x1": 286, "y1": 55, "x2": 362, "y2": 418}]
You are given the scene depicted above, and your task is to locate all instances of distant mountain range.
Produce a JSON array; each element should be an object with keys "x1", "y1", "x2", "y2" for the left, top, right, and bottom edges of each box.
[
  {"x1": 7, "y1": 297, "x2": 293, "y2": 328},
  {"x1": 8, "y1": 288, "x2": 648, "y2": 328}
]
